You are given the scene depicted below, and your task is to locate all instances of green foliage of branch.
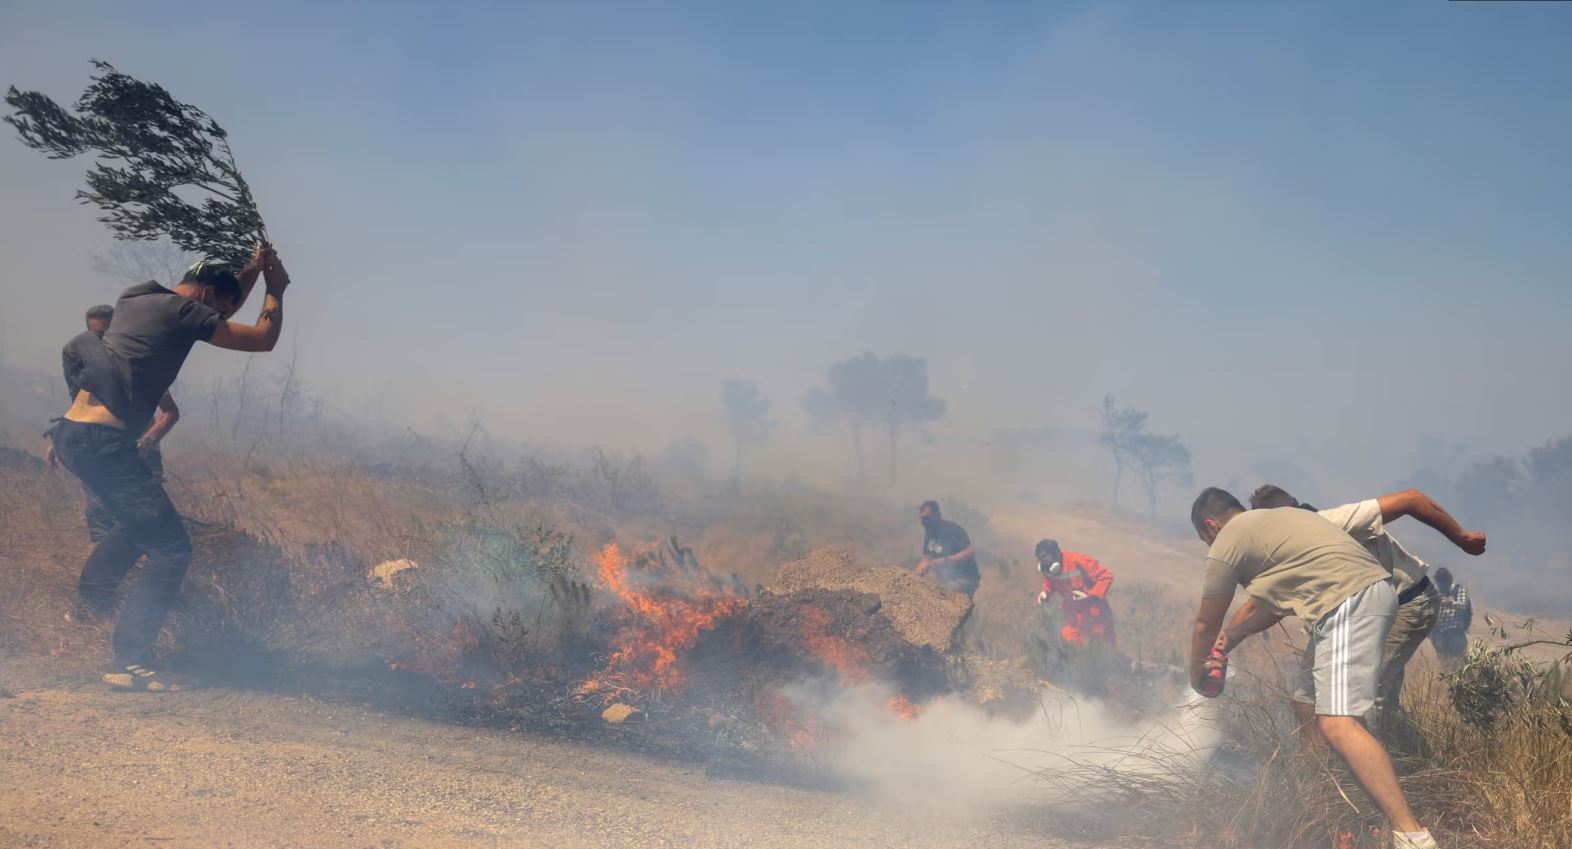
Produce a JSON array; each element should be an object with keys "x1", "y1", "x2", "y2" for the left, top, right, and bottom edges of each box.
[{"x1": 5, "y1": 60, "x2": 264, "y2": 267}]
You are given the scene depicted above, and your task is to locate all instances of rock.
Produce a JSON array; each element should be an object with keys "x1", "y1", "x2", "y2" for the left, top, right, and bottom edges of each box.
[
  {"x1": 601, "y1": 703, "x2": 645, "y2": 724},
  {"x1": 773, "y1": 547, "x2": 972, "y2": 654},
  {"x1": 369, "y1": 559, "x2": 420, "y2": 589}
]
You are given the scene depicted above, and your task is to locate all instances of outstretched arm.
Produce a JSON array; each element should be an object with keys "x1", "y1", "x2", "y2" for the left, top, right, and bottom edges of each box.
[
  {"x1": 209, "y1": 246, "x2": 288, "y2": 353},
  {"x1": 1376, "y1": 489, "x2": 1487, "y2": 555}
]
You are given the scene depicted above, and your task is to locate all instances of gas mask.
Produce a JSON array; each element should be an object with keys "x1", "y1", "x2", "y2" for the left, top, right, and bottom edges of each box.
[{"x1": 1038, "y1": 559, "x2": 1063, "y2": 576}]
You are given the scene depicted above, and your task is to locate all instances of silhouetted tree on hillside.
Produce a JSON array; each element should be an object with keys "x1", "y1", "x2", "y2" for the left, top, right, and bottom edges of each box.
[
  {"x1": 1099, "y1": 394, "x2": 1192, "y2": 520},
  {"x1": 721, "y1": 379, "x2": 774, "y2": 480},
  {"x1": 802, "y1": 352, "x2": 945, "y2": 483}
]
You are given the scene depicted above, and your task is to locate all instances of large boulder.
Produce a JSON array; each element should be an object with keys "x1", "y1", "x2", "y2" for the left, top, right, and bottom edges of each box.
[{"x1": 773, "y1": 547, "x2": 972, "y2": 655}]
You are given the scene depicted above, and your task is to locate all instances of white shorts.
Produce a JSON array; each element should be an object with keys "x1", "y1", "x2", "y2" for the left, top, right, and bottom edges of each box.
[{"x1": 1291, "y1": 580, "x2": 1398, "y2": 717}]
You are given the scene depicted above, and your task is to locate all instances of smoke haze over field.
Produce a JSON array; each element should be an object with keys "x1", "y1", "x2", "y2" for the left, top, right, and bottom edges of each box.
[{"x1": 3, "y1": 1, "x2": 1571, "y2": 514}]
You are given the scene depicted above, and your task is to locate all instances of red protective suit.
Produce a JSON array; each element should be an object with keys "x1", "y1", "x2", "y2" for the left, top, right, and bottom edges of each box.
[{"x1": 1040, "y1": 551, "x2": 1116, "y2": 648}]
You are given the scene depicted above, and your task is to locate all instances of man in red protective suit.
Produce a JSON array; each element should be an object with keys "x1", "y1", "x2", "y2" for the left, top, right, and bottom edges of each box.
[{"x1": 1034, "y1": 539, "x2": 1116, "y2": 648}]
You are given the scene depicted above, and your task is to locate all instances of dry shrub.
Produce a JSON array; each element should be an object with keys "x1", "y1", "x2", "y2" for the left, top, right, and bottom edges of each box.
[
  {"x1": 0, "y1": 466, "x2": 98, "y2": 655},
  {"x1": 1038, "y1": 635, "x2": 1572, "y2": 849},
  {"x1": 1408, "y1": 640, "x2": 1572, "y2": 848}
]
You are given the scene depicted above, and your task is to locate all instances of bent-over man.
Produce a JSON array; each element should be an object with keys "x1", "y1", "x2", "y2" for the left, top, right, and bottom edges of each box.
[
  {"x1": 1189, "y1": 487, "x2": 1442, "y2": 849},
  {"x1": 915, "y1": 500, "x2": 980, "y2": 597},
  {"x1": 1034, "y1": 539, "x2": 1116, "y2": 648}
]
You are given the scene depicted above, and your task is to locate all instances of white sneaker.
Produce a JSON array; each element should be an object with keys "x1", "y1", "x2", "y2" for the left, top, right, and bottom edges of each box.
[{"x1": 1392, "y1": 830, "x2": 1439, "y2": 849}]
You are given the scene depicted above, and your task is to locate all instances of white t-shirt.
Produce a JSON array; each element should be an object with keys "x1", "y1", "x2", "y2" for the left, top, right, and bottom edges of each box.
[{"x1": 1316, "y1": 499, "x2": 1429, "y2": 594}]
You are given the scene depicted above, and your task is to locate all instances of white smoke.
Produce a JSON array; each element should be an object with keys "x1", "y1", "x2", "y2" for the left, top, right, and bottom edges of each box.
[{"x1": 783, "y1": 681, "x2": 1225, "y2": 813}]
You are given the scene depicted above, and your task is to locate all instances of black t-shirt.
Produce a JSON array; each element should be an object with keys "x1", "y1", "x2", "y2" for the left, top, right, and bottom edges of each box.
[
  {"x1": 61, "y1": 330, "x2": 103, "y2": 401},
  {"x1": 77, "y1": 282, "x2": 221, "y2": 434},
  {"x1": 923, "y1": 520, "x2": 979, "y2": 581}
]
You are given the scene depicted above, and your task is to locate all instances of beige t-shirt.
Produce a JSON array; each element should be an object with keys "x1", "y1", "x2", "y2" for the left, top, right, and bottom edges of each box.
[
  {"x1": 1202, "y1": 507, "x2": 1390, "y2": 624},
  {"x1": 1316, "y1": 499, "x2": 1429, "y2": 594}
]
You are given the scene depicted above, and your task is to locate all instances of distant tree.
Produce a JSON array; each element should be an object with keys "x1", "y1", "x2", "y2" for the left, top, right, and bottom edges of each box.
[
  {"x1": 1526, "y1": 436, "x2": 1572, "y2": 491},
  {"x1": 1099, "y1": 395, "x2": 1146, "y2": 507},
  {"x1": 802, "y1": 353, "x2": 881, "y2": 480},
  {"x1": 721, "y1": 379, "x2": 774, "y2": 479},
  {"x1": 1456, "y1": 455, "x2": 1520, "y2": 526},
  {"x1": 801, "y1": 352, "x2": 945, "y2": 483},
  {"x1": 876, "y1": 354, "x2": 946, "y2": 483},
  {"x1": 1099, "y1": 394, "x2": 1192, "y2": 519},
  {"x1": 1129, "y1": 431, "x2": 1193, "y2": 520},
  {"x1": 91, "y1": 238, "x2": 198, "y2": 286}
]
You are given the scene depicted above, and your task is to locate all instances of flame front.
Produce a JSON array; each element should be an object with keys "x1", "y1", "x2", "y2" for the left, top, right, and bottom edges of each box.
[{"x1": 579, "y1": 543, "x2": 747, "y2": 701}]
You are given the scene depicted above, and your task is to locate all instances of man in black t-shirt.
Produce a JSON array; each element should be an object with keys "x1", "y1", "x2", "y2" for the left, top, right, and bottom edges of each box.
[
  {"x1": 915, "y1": 500, "x2": 980, "y2": 597},
  {"x1": 50, "y1": 244, "x2": 291, "y2": 691}
]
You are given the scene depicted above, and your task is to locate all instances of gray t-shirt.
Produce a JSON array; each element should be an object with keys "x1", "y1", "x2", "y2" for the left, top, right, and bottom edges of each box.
[
  {"x1": 1202, "y1": 507, "x2": 1391, "y2": 624},
  {"x1": 78, "y1": 282, "x2": 221, "y2": 434},
  {"x1": 61, "y1": 329, "x2": 103, "y2": 401}
]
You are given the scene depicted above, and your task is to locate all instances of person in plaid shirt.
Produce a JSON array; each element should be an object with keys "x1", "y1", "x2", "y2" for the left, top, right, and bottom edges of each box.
[{"x1": 1430, "y1": 568, "x2": 1471, "y2": 667}]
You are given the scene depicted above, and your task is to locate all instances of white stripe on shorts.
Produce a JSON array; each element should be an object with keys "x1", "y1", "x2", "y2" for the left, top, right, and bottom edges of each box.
[{"x1": 1325, "y1": 601, "x2": 1348, "y2": 716}]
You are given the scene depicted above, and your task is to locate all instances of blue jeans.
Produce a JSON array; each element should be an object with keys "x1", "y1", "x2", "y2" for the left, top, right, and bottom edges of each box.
[
  {"x1": 935, "y1": 562, "x2": 980, "y2": 597},
  {"x1": 54, "y1": 421, "x2": 191, "y2": 666}
]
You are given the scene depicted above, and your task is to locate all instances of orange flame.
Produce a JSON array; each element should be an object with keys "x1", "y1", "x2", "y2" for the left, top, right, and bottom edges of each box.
[
  {"x1": 579, "y1": 543, "x2": 746, "y2": 702},
  {"x1": 888, "y1": 695, "x2": 920, "y2": 721},
  {"x1": 799, "y1": 606, "x2": 871, "y2": 684},
  {"x1": 800, "y1": 606, "x2": 922, "y2": 721},
  {"x1": 755, "y1": 690, "x2": 819, "y2": 752}
]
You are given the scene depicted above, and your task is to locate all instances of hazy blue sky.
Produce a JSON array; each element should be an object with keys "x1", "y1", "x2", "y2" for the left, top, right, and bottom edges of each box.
[{"x1": 2, "y1": 1, "x2": 1569, "y2": 506}]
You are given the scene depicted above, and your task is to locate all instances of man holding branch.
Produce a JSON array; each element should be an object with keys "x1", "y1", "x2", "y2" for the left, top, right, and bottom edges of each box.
[{"x1": 49, "y1": 242, "x2": 291, "y2": 692}]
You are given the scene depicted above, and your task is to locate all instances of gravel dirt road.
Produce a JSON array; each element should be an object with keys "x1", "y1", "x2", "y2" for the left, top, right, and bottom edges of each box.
[{"x1": 0, "y1": 657, "x2": 1076, "y2": 849}]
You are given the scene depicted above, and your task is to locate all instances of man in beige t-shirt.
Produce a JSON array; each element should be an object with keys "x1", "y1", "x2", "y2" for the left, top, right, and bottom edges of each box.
[{"x1": 1189, "y1": 487, "x2": 1440, "y2": 849}]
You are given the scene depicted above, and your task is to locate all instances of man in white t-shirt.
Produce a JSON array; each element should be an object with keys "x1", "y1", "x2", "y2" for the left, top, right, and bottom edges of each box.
[{"x1": 1244, "y1": 485, "x2": 1486, "y2": 736}]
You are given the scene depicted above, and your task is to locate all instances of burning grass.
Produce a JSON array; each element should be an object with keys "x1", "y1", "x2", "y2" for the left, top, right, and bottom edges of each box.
[{"x1": 578, "y1": 541, "x2": 748, "y2": 701}]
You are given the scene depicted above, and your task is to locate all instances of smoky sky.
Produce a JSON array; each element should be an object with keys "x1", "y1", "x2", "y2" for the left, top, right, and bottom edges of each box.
[{"x1": 2, "y1": 1, "x2": 1569, "y2": 509}]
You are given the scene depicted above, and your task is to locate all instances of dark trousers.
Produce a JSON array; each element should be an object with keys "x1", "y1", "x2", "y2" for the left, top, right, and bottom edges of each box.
[
  {"x1": 53, "y1": 421, "x2": 191, "y2": 666},
  {"x1": 85, "y1": 447, "x2": 163, "y2": 543},
  {"x1": 935, "y1": 563, "x2": 980, "y2": 598}
]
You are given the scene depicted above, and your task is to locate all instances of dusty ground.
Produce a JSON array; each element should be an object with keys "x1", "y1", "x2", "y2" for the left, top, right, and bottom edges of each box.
[{"x1": 0, "y1": 656, "x2": 1079, "y2": 849}]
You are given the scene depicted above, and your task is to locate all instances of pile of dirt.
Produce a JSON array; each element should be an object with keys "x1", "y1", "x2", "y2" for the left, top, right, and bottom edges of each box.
[
  {"x1": 686, "y1": 586, "x2": 951, "y2": 703},
  {"x1": 773, "y1": 547, "x2": 972, "y2": 654}
]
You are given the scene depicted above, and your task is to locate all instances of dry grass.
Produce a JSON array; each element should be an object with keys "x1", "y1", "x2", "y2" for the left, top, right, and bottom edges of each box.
[
  {"x1": 1039, "y1": 621, "x2": 1572, "y2": 849},
  {"x1": 8, "y1": 446, "x2": 1570, "y2": 849}
]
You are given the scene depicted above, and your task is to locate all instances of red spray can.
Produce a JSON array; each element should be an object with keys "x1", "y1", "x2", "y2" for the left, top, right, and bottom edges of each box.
[{"x1": 1197, "y1": 646, "x2": 1228, "y2": 698}]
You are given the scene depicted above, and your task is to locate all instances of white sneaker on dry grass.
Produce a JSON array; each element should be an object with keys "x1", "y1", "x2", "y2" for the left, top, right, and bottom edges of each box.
[{"x1": 1392, "y1": 830, "x2": 1440, "y2": 849}]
